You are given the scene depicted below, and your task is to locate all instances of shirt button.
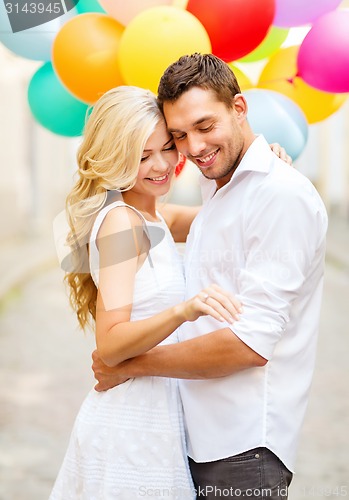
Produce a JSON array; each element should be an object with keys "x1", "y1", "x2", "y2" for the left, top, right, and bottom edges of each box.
[{"x1": 255, "y1": 453, "x2": 260, "y2": 459}]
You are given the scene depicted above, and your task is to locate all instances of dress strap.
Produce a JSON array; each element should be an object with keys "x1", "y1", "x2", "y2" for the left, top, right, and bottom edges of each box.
[
  {"x1": 110, "y1": 202, "x2": 154, "y2": 268},
  {"x1": 89, "y1": 201, "x2": 154, "y2": 288}
]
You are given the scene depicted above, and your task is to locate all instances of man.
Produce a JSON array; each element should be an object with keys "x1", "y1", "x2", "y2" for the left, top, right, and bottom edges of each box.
[{"x1": 92, "y1": 54, "x2": 328, "y2": 499}]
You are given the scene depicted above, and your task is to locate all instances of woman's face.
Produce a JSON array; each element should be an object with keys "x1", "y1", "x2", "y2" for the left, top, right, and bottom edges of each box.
[{"x1": 132, "y1": 119, "x2": 178, "y2": 198}]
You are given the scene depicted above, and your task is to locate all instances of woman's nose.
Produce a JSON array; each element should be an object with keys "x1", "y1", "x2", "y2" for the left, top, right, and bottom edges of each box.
[{"x1": 152, "y1": 153, "x2": 170, "y2": 172}]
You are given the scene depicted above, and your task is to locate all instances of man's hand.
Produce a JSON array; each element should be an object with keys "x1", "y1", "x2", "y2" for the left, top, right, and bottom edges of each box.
[
  {"x1": 92, "y1": 350, "x2": 130, "y2": 392},
  {"x1": 269, "y1": 143, "x2": 293, "y2": 165}
]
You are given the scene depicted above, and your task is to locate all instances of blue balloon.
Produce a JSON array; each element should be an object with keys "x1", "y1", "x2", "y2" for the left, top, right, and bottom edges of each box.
[
  {"x1": 28, "y1": 62, "x2": 89, "y2": 136},
  {"x1": 0, "y1": 2, "x2": 76, "y2": 61},
  {"x1": 76, "y1": 0, "x2": 105, "y2": 14},
  {"x1": 244, "y1": 89, "x2": 308, "y2": 161}
]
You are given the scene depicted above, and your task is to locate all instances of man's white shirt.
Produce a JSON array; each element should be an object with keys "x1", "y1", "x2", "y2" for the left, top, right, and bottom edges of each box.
[{"x1": 179, "y1": 135, "x2": 328, "y2": 472}]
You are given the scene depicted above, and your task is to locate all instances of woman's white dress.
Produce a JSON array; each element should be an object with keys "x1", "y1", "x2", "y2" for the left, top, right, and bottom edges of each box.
[{"x1": 49, "y1": 201, "x2": 195, "y2": 500}]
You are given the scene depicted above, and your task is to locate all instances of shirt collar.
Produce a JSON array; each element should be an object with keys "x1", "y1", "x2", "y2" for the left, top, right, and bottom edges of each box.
[{"x1": 200, "y1": 135, "x2": 272, "y2": 202}]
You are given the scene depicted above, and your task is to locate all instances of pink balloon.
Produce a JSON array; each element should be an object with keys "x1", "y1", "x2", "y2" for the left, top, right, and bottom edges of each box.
[
  {"x1": 98, "y1": 0, "x2": 172, "y2": 26},
  {"x1": 297, "y1": 9, "x2": 349, "y2": 93},
  {"x1": 274, "y1": 0, "x2": 342, "y2": 27}
]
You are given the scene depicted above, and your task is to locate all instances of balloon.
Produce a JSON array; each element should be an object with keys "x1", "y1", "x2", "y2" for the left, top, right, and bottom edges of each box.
[
  {"x1": 258, "y1": 46, "x2": 347, "y2": 123},
  {"x1": 98, "y1": 0, "x2": 172, "y2": 26},
  {"x1": 227, "y1": 64, "x2": 253, "y2": 90},
  {"x1": 0, "y1": 2, "x2": 76, "y2": 61},
  {"x1": 274, "y1": 0, "x2": 342, "y2": 27},
  {"x1": 76, "y1": 0, "x2": 105, "y2": 14},
  {"x1": 172, "y1": 0, "x2": 188, "y2": 7},
  {"x1": 186, "y1": 0, "x2": 275, "y2": 62},
  {"x1": 52, "y1": 14, "x2": 125, "y2": 104},
  {"x1": 238, "y1": 26, "x2": 289, "y2": 63},
  {"x1": 175, "y1": 154, "x2": 186, "y2": 176},
  {"x1": 244, "y1": 89, "x2": 308, "y2": 161},
  {"x1": 118, "y1": 6, "x2": 211, "y2": 93},
  {"x1": 297, "y1": 9, "x2": 349, "y2": 93},
  {"x1": 27, "y1": 62, "x2": 89, "y2": 136}
]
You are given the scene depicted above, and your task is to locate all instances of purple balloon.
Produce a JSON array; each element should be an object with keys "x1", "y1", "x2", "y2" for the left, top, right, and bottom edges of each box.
[
  {"x1": 274, "y1": 0, "x2": 342, "y2": 27},
  {"x1": 297, "y1": 9, "x2": 349, "y2": 93}
]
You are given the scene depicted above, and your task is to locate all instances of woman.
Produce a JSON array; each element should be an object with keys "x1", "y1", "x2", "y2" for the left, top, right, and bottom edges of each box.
[{"x1": 49, "y1": 86, "x2": 242, "y2": 499}]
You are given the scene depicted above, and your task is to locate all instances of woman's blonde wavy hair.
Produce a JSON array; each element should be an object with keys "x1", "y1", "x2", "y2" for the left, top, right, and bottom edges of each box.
[{"x1": 65, "y1": 86, "x2": 163, "y2": 331}]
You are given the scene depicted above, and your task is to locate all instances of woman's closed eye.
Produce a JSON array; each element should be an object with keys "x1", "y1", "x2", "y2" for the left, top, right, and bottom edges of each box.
[{"x1": 163, "y1": 143, "x2": 176, "y2": 152}]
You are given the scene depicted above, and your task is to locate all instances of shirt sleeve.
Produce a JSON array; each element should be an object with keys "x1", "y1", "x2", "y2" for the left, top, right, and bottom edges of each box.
[{"x1": 230, "y1": 172, "x2": 327, "y2": 360}]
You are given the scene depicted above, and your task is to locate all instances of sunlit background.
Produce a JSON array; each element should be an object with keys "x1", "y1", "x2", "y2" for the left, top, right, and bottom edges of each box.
[
  {"x1": 1, "y1": 0, "x2": 349, "y2": 239},
  {"x1": 0, "y1": 0, "x2": 349, "y2": 499}
]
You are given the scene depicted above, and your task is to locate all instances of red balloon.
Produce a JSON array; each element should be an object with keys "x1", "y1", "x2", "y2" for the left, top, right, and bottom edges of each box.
[
  {"x1": 175, "y1": 153, "x2": 186, "y2": 176},
  {"x1": 186, "y1": 0, "x2": 275, "y2": 62}
]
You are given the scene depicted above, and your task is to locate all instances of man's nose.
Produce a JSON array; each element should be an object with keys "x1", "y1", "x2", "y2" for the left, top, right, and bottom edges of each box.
[{"x1": 186, "y1": 134, "x2": 206, "y2": 158}]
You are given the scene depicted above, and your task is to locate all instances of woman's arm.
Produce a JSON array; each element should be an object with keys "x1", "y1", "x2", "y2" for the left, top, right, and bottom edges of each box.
[
  {"x1": 158, "y1": 203, "x2": 201, "y2": 242},
  {"x1": 95, "y1": 206, "x2": 241, "y2": 367}
]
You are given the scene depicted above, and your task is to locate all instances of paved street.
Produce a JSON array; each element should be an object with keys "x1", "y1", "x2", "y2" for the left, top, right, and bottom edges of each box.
[{"x1": 0, "y1": 217, "x2": 348, "y2": 500}]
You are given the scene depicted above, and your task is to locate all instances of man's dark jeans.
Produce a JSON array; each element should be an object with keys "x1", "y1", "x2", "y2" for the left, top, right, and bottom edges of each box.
[{"x1": 189, "y1": 447, "x2": 293, "y2": 499}]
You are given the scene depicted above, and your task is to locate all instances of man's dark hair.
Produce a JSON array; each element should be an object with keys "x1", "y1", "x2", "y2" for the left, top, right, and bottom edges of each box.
[{"x1": 157, "y1": 53, "x2": 241, "y2": 111}]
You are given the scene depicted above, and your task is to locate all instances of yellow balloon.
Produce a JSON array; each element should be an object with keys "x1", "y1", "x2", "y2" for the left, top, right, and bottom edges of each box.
[
  {"x1": 227, "y1": 64, "x2": 253, "y2": 91},
  {"x1": 258, "y1": 45, "x2": 347, "y2": 124},
  {"x1": 172, "y1": 0, "x2": 189, "y2": 7},
  {"x1": 118, "y1": 6, "x2": 211, "y2": 93}
]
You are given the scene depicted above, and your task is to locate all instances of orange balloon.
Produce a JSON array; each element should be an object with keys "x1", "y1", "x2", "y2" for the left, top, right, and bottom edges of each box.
[
  {"x1": 52, "y1": 14, "x2": 125, "y2": 104},
  {"x1": 258, "y1": 45, "x2": 347, "y2": 124}
]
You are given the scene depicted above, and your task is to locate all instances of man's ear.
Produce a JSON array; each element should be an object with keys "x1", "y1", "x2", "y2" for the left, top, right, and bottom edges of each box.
[{"x1": 233, "y1": 94, "x2": 248, "y2": 121}]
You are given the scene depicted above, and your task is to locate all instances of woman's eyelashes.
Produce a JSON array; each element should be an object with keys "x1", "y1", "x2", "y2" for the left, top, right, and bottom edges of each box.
[
  {"x1": 141, "y1": 142, "x2": 176, "y2": 162},
  {"x1": 163, "y1": 142, "x2": 176, "y2": 152}
]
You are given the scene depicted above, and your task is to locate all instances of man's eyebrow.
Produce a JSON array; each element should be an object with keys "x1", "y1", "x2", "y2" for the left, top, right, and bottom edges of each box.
[{"x1": 168, "y1": 116, "x2": 213, "y2": 133}]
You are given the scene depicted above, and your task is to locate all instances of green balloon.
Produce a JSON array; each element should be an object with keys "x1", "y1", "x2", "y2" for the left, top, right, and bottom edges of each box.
[
  {"x1": 28, "y1": 62, "x2": 89, "y2": 137},
  {"x1": 76, "y1": 0, "x2": 105, "y2": 14},
  {"x1": 238, "y1": 26, "x2": 289, "y2": 63}
]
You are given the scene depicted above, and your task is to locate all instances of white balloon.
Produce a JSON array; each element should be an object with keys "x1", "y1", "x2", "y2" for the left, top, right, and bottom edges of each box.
[{"x1": 0, "y1": 4, "x2": 77, "y2": 61}]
